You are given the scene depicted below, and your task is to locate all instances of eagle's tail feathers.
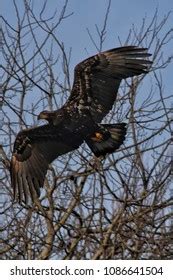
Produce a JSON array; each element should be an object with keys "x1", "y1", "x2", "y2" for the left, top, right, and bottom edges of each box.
[{"x1": 86, "y1": 123, "x2": 127, "y2": 157}]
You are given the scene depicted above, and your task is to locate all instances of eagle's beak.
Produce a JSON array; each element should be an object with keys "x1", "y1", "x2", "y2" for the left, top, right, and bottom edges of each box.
[{"x1": 37, "y1": 113, "x2": 43, "y2": 120}]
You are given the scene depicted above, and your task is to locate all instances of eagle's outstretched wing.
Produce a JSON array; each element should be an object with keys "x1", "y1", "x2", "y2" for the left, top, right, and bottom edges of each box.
[
  {"x1": 69, "y1": 46, "x2": 152, "y2": 122},
  {"x1": 10, "y1": 124, "x2": 82, "y2": 204}
]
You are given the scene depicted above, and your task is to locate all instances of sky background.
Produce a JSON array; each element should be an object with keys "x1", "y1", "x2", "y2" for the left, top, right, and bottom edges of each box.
[
  {"x1": 1, "y1": 0, "x2": 173, "y2": 131},
  {"x1": 1, "y1": 0, "x2": 173, "y2": 91},
  {"x1": 1, "y1": 0, "x2": 173, "y2": 58}
]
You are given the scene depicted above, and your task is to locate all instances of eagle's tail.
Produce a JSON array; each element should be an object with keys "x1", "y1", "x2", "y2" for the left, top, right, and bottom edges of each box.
[{"x1": 86, "y1": 123, "x2": 127, "y2": 157}]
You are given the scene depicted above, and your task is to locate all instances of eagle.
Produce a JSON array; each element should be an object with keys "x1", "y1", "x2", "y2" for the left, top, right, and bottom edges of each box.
[{"x1": 10, "y1": 46, "x2": 152, "y2": 204}]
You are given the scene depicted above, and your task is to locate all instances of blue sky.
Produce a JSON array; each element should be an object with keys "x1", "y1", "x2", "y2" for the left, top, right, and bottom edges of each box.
[
  {"x1": 2, "y1": 0, "x2": 173, "y2": 56},
  {"x1": 2, "y1": 0, "x2": 172, "y2": 82},
  {"x1": 1, "y1": 0, "x2": 173, "y2": 124}
]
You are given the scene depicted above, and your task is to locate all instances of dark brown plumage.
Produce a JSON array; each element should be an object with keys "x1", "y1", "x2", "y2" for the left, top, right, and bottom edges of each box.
[{"x1": 10, "y1": 46, "x2": 152, "y2": 203}]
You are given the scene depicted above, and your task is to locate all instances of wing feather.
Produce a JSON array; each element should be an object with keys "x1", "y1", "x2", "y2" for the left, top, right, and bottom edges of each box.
[
  {"x1": 19, "y1": 162, "x2": 30, "y2": 204},
  {"x1": 10, "y1": 124, "x2": 82, "y2": 203},
  {"x1": 70, "y1": 46, "x2": 152, "y2": 122}
]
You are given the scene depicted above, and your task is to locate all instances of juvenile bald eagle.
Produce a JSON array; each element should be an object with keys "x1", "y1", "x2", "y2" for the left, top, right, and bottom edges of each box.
[{"x1": 10, "y1": 46, "x2": 152, "y2": 203}]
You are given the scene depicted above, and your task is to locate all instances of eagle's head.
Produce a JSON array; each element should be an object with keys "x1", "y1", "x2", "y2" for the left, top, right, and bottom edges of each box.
[{"x1": 38, "y1": 110, "x2": 54, "y2": 124}]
